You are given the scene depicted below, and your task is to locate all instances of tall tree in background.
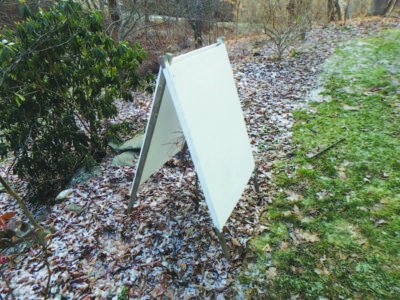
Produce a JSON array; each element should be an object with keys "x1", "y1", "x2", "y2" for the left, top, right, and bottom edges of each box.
[
  {"x1": 328, "y1": 0, "x2": 350, "y2": 22},
  {"x1": 111, "y1": 0, "x2": 150, "y2": 42},
  {"x1": 108, "y1": 0, "x2": 121, "y2": 39},
  {"x1": 184, "y1": 0, "x2": 204, "y2": 48},
  {"x1": 328, "y1": 0, "x2": 335, "y2": 20},
  {"x1": 368, "y1": 0, "x2": 398, "y2": 16},
  {"x1": 180, "y1": 0, "x2": 222, "y2": 48},
  {"x1": 228, "y1": 0, "x2": 241, "y2": 41},
  {"x1": 108, "y1": 0, "x2": 120, "y2": 22}
]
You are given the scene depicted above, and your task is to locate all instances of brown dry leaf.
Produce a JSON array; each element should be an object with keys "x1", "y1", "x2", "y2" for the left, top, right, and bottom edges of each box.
[
  {"x1": 280, "y1": 241, "x2": 290, "y2": 250},
  {"x1": 375, "y1": 219, "x2": 388, "y2": 227},
  {"x1": 165, "y1": 289, "x2": 176, "y2": 298},
  {"x1": 343, "y1": 105, "x2": 359, "y2": 111},
  {"x1": 174, "y1": 262, "x2": 187, "y2": 280},
  {"x1": 294, "y1": 229, "x2": 320, "y2": 243},
  {"x1": 339, "y1": 250, "x2": 348, "y2": 260},
  {"x1": 266, "y1": 267, "x2": 277, "y2": 279},
  {"x1": 232, "y1": 238, "x2": 242, "y2": 247},
  {"x1": 283, "y1": 211, "x2": 296, "y2": 217},
  {"x1": 178, "y1": 261, "x2": 187, "y2": 272},
  {"x1": 291, "y1": 266, "x2": 301, "y2": 274},
  {"x1": 337, "y1": 161, "x2": 350, "y2": 180},
  {"x1": 285, "y1": 190, "x2": 303, "y2": 202},
  {"x1": 300, "y1": 216, "x2": 313, "y2": 223},
  {"x1": 364, "y1": 87, "x2": 382, "y2": 95},
  {"x1": 380, "y1": 170, "x2": 390, "y2": 179},
  {"x1": 150, "y1": 284, "x2": 167, "y2": 297},
  {"x1": 184, "y1": 294, "x2": 196, "y2": 300},
  {"x1": 315, "y1": 268, "x2": 331, "y2": 275},
  {"x1": 258, "y1": 225, "x2": 269, "y2": 233},
  {"x1": 80, "y1": 295, "x2": 95, "y2": 300},
  {"x1": 263, "y1": 243, "x2": 272, "y2": 252}
]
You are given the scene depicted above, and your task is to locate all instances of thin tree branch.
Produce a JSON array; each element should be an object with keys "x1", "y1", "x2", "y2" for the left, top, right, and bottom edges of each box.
[
  {"x1": 0, "y1": 175, "x2": 41, "y2": 229},
  {"x1": 0, "y1": 267, "x2": 15, "y2": 300}
]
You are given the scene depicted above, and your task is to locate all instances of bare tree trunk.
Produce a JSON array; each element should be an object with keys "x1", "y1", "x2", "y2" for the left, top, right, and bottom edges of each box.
[
  {"x1": 328, "y1": 0, "x2": 350, "y2": 22},
  {"x1": 234, "y1": 0, "x2": 241, "y2": 41},
  {"x1": 194, "y1": 0, "x2": 203, "y2": 48},
  {"x1": 108, "y1": 0, "x2": 121, "y2": 40},
  {"x1": 108, "y1": 0, "x2": 120, "y2": 22},
  {"x1": 144, "y1": 0, "x2": 150, "y2": 24},
  {"x1": 368, "y1": 0, "x2": 398, "y2": 16},
  {"x1": 287, "y1": 0, "x2": 296, "y2": 24},
  {"x1": 184, "y1": 0, "x2": 203, "y2": 48},
  {"x1": 337, "y1": 0, "x2": 350, "y2": 23},
  {"x1": 328, "y1": 0, "x2": 335, "y2": 21}
]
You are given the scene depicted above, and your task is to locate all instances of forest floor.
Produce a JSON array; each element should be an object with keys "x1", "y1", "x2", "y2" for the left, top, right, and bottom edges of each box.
[{"x1": 0, "y1": 17, "x2": 399, "y2": 299}]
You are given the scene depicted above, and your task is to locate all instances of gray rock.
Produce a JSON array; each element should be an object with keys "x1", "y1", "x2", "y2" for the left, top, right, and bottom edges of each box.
[
  {"x1": 66, "y1": 204, "x2": 84, "y2": 213},
  {"x1": 55, "y1": 189, "x2": 74, "y2": 203},
  {"x1": 109, "y1": 134, "x2": 144, "y2": 152},
  {"x1": 69, "y1": 166, "x2": 102, "y2": 187},
  {"x1": 111, "y1": 151, "x2": 137, "y2": 167},
  {"x1": 34, "y1": 206, "x2": 49, "y2": 222},
  {"x1": 108, "y1": 140, "x2": 123, "y2": 151}
]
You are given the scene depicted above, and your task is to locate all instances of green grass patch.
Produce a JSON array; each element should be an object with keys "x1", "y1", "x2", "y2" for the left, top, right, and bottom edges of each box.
[{"x1": 238, "y1": 30, "x2": 400, "y2": 298}]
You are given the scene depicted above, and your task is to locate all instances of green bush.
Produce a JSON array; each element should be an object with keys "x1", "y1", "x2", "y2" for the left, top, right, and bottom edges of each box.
[{"x1": 0, "y1": 0, "x2": 150, "y2": 201}]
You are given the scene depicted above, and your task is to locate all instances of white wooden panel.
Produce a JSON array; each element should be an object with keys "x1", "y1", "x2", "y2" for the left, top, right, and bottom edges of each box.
[
  {"x1": 138, "y1": 75, "x2": 184, "y2": 185},
  {"x1": 164, "y1": 43, "x2": 254, "y2": 230}
]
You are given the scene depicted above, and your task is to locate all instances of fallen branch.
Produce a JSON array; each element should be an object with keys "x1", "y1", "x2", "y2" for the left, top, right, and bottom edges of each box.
[
  {"x1": 0, "y1": 174, "x2": 52, "y2": 298},
  {"x1": 310, "y1": 138, "x2": 346, "y2": 158},
  {"x1": 0, "y1": 266, "x2": 15, "y2": 300},
  {"x1": 0, "y1": 175, "x2": 41, "y2": 230}
]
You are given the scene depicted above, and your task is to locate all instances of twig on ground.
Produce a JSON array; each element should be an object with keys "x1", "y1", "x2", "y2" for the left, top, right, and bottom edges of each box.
[
  {"x1": 309, "y1": 138, "x2": 346, "y2": 158},
  {"x1": 0, "y1": 266, "x2": 15, "y2": 300},
  {"x1": 42, "y1": 240, "x2": 52, "y2": 300}
]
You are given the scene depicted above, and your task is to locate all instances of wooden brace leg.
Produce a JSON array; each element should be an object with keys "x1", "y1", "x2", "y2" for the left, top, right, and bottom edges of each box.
[
  {"x1": 252, "y1": 168, "x2": 261, "y2": 195},
  {"x1": 215, "y1": 228, "x2": 231, "y2": 260},
  {"x1": 192, "y1": 173, "x2": 200, "y2": 211}
]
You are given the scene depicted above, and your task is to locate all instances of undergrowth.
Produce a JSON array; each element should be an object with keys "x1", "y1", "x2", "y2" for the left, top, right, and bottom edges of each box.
[{"x1": 239, "y1": 30, "x2": 400, "y2": 298}]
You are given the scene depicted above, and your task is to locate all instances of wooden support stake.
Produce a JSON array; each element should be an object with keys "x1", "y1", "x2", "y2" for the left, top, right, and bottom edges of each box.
[
  {"x1": 252, "y1": 168, "x2": 261, "y2": 195},
  {"x1": 215, "y1": 227, "x2": 231, "y2": 260},
  {"x1": 193, "y1": 173, "x2": 200, "y2": 211},
  {"x1": 127, "y1": 66, "x2": 167, "y2": 214}
]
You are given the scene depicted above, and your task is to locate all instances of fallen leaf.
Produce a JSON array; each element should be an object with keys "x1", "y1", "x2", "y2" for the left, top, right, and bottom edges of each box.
[
  {"x1": 232, "y1": 238, "x2": 242, "y2": 247},
  {"x1": 294, "y1": 229, "x2": 320, "y2": 243},
  {"x1": 280, "y1": 241, "x2": 290, "y2": 250},
  {"x1": 263, "y1": 243, "x2": 271, "y2": 252},
  {"x1": 1, "y1": 212, "x2": 16, "y2": 221}
]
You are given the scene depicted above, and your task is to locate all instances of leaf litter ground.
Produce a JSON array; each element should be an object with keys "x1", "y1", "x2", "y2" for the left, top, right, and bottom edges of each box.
[{"x1": 0, "y1": 17, "x2": 398, "y2": 299}]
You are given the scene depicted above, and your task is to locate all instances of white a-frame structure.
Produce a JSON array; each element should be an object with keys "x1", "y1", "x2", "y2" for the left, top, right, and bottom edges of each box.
[{"x1": 128, "y1": 38, "x2": 255, "y2": 236}]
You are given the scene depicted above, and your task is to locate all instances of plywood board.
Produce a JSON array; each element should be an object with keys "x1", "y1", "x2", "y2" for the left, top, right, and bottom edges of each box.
[
  {"x1": 129, "y1": 71, "x2": 184, "y2": 206},
  {"x1": 139, "y1": 83, "x2": 185, "y2": 185},
  {"x1": 163, "y1": 43, "x2": 254, "y2": 230}
]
